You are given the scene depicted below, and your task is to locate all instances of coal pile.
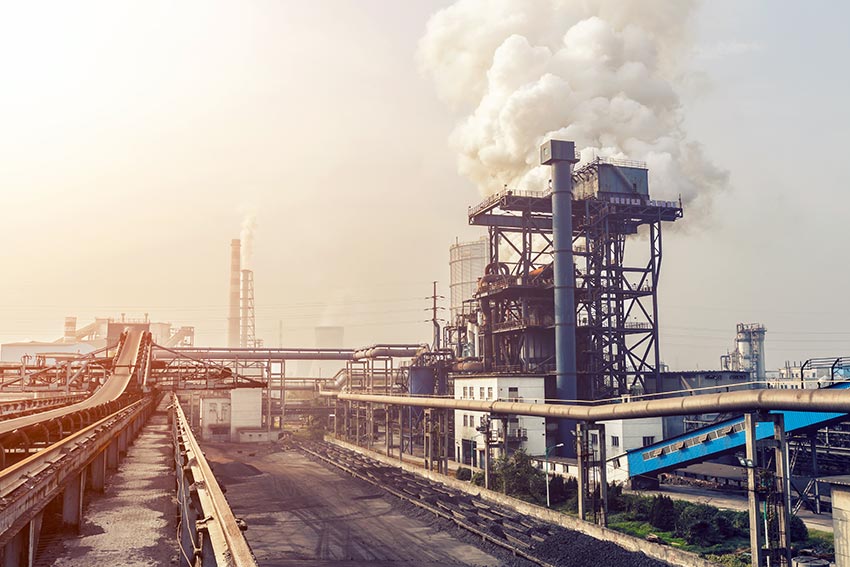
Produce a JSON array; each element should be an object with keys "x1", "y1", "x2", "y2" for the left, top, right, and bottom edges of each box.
[{"x1": 526, "y1": 527, "x2": 671, "y2": 567}]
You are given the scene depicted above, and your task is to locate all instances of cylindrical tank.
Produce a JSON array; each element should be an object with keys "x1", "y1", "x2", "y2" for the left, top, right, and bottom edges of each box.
[
  {"x1": 791, "y1": 557, "x2": 829, "y2": 566},
  {"x1": 409, "y1": 366, "x2": 435, "y2": 423},
  {"x1": 449, "y1": 238, "x2": 488, "y2": 321},
  {"x1": 409, "y1": 366, "x2": 436, "y2": 396}
]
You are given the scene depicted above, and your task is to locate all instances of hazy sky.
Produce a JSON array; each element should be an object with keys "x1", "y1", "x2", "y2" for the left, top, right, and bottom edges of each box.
[{"x1": 1, "y1": 1, "x2": 848, "y2": 372}]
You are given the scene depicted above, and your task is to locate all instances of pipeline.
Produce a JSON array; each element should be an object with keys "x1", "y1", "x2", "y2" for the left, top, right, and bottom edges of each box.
[
  {"x1": 320, "y1": 387, "x2": 850, "y2": 422},
  {"x1": 352, "y1": 344, "x2": 429, "y2": 360}
]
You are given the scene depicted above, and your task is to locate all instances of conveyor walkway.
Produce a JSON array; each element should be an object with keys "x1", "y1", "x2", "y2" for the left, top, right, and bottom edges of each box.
[
  {"x1": 0, "y1": 329, "x2": 144, "y2": 437},
  {"x1": 625, "y1": 381, "x2": 850, "y2": 479}
]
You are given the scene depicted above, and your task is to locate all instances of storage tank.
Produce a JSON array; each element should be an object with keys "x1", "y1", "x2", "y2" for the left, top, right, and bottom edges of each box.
[
  {"x1": 449, "y1": 237, "x2": 488, "y2": 321},
  {"x1": 409, "y1": 366, "x2": 436, "y2": 422}
]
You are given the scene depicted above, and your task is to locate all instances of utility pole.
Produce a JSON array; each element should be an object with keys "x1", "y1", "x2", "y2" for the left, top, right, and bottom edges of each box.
[{"x1": 426, "y1": 281, "x2": 445, "y2": 350}]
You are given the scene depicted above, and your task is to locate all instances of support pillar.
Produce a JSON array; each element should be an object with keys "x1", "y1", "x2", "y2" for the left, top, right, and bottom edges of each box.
[
  {"x1": 810, "y1": 433, "x2": 822, "y2": 514},
  {"x1": 3, "y1": 529, "x2": 24, "y2": 567},
  {"x1": 90, "y1": 451, "x2": 107, "y2": 492},
  {"x1": 745, "y1": 413, "x2": 763, "y2": 567},
  {"x1": 744, "y1": 412, "x2": 792, "y2": 567},
  {"x1": 27, "y1": 512, "x2": 42, "y2": 567},
  {"x1": 576, "y1": 422, "x2": 608, "y2": 525},
  {"x1": 117, "y1": 429, "x2": 128, "y2": 454},
  {"x1": 62, "y1": 470, "x2": 87, "y2": 529},
  {"x1": 355, "y1": 403, "x2": 361, "y2": 445},
  {"x1": 385, "y1": 406, "x2": 391, "y2": 456},
  {"x1": 398, "y1": 406, "x2": 404, "y2": 461},
  {"x1": 106, "y1": 440, "x2": 119, "y2": 469}
]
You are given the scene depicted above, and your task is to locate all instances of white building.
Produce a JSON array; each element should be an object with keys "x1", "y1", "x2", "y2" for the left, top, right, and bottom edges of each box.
[{"x1": 453, "y1": 374, "x2": 546, "y2": 467}]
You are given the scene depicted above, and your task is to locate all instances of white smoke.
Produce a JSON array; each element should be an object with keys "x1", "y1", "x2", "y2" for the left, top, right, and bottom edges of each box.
[
  {"x1": 240, "y1": 212, "x2": 258, "y2": 269},
  {"x1": 418, "y1": 0, "x2": 727, "y2": 215}
]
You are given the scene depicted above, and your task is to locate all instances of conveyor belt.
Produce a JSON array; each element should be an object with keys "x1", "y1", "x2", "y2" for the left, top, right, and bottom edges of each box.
[
  {"x1": 0, "y1": 329, "x2": 145, "y2": 437},
  {"x1": 625, "y1": 381, "x2": 850, "y2": 479}
]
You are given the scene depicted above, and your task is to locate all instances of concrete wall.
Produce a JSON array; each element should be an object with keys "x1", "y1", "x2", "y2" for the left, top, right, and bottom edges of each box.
[
  {"x1": 833, "y1": 484, "x2": 850, "y2": 567},
  {"x1": 328, "y1": 435, "x2": 721, "y2": 567},
  {"x1": 230, "y1": 387, "x2": 262, "y2": 441}
]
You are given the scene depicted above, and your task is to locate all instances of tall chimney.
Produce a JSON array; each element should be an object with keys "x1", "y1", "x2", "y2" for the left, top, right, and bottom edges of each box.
[
  {"x1": 541, "y1": 139, "x2": 579, "y2": 457},
  {"x1": 228, "y1": 239, "x2": 241, "y2": 347},
  {"x1": 240, "y1": 269, "x2": 255, "y2": 348}
]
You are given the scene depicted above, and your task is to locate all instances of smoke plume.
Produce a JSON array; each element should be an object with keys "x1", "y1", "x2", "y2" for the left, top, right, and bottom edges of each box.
[
  {"x1": 240, "y1": 212, "x2": 258, "y2": 269},
  {"x1": 418, "y1": 0, "x2": 727, "y2": 214}
]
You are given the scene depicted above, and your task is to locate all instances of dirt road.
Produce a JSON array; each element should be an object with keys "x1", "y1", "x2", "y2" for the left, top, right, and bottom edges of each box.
[{"x1": 204, "y1": 443, "x2": 505, "y2": 566}]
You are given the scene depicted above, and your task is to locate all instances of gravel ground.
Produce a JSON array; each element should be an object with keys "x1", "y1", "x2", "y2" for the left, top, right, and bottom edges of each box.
[
  {"x1": 34, "y1": 399, "x2": 178, "y2": 567},
  {"x1": 204, "y1": 442, "x2": 508, "y2": 566}
]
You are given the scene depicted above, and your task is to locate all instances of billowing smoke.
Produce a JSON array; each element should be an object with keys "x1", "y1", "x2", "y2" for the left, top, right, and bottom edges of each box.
[
  {"x1": 418, "y1": 0, "x2": 727, "y2": 214},
  {"x1": 240, "y1": 212, "x2": 258, "y2": 269}
]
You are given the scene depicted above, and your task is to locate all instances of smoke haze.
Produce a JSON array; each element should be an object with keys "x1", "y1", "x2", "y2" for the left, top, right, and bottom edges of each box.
[{"x1": 418, "y1": 0, "x2": 728, "y2": 213}]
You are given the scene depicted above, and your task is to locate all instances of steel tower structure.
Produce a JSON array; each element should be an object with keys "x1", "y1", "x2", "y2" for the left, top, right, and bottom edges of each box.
[{"x1": 467, "y1": 157, "x2": 682, "y2": 401}]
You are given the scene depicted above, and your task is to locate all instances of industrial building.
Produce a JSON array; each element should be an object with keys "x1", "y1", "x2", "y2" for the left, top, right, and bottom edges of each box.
[{"x1": 2, "y1": 139, "x2": 849, "y2": 567}]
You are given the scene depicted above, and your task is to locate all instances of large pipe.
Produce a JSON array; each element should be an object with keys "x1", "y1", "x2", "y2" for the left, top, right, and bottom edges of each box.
[
  {"x1": 320, "y1": 387, "x2": 850, "y2": 422},
  {"x1": 153, "y1": 348, "x2": 354, "y2": 361},
  {"x1": 541, "y1": 139, "x2": 580, "y2": 455},
  {"x1": 228, "y1": 239, "x2": 241, "y2": 347}
]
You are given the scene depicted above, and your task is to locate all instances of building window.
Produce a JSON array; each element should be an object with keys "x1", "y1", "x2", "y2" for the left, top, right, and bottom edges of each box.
[
  {"x1": 590, "y1": 433, "x2": 598, "y2": 445},
  {"x1": 642, "y1": 436, "x2": 655, "y2": 447},
  {"x1": 611, "y1": 436, "x2": 620, "y2": 447},
  {"x1": 508, "y1": 387, "x2": 519, "y2": 400},
  {"x1": 479, "y1": 387, "x2": 485, "y2": 399},
  {"x1": 463, "y1": 415, "x2": 468, "y2": 427},
  {"x1": 487, "y1": 387, "x2": 493, "y2": 400}
]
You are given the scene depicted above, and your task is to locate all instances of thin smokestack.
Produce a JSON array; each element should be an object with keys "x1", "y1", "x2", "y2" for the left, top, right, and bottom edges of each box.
[
  {"x1": 541, "y1": 139, "x2": 578, "y2": 458},
  {"x1": 228, "y1": 239, "x2": 241, "y2": 347},
  {"x1": 241, "y1": 269, "x2": 255, "y2": 348}
]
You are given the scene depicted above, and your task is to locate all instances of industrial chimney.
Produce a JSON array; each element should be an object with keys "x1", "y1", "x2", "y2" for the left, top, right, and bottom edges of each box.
[
  {"x1": 240, "y1": 269, "x2": 255, "y2": 348},
  {"x1": 228, "y1": 239, "x2": 241, "y2": 347},
  {"x1": 541, "y1": 139, "x2": 579, "y2": 457}
]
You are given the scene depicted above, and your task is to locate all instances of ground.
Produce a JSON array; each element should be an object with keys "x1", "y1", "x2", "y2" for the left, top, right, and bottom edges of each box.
[{"x1": 203, "y1": 442, "x2": 506, "y2": 566}]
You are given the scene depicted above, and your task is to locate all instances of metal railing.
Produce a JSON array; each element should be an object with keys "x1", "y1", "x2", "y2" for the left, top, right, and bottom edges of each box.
[{"x1": 172, "y1": 394, "x2": 257, "y2": 567}]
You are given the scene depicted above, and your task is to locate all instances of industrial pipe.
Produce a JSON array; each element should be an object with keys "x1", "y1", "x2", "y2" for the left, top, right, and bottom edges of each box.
[
  {"x1": 320, "y1": 387, "x2": 850, "y2": 422},
  {"x1": 228, "y1": 239, "x2": 241, "y2": 348},
  {"x1": 541, "y1": 139, "x2": 580, "y2": 456},
  {"x1": 352, "y1": 344, "x2": 428, "y2": 360}
]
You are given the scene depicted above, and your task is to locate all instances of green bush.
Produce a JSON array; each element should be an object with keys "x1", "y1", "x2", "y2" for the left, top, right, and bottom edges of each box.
[
  {"x1": 649, "y1": 495, "x2": 676, "y2": 531},
  {"x1": 790, "y1": 514, "x2": 808, "y2": 542},
  {"x1": 455, "y1": 467, "x2": 472, "y2": 481},
  {"x1": 471, "y1": 471, "x2": 485, "y2": 486}
]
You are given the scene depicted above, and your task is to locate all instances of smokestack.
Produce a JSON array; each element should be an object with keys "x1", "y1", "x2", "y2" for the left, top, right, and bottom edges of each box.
[
  {"x1": 64, "y1": 316, "x2": 77, "y2": 343},
  {"x1": 241, "y1": 269, "x2": 255, "y2": 348},
  {"x1": 541, "y1": 139, "x2": 579, "y2": 457},
  {"x1": 228, "y1": 239, "x2": 241, "y2": 347}
]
